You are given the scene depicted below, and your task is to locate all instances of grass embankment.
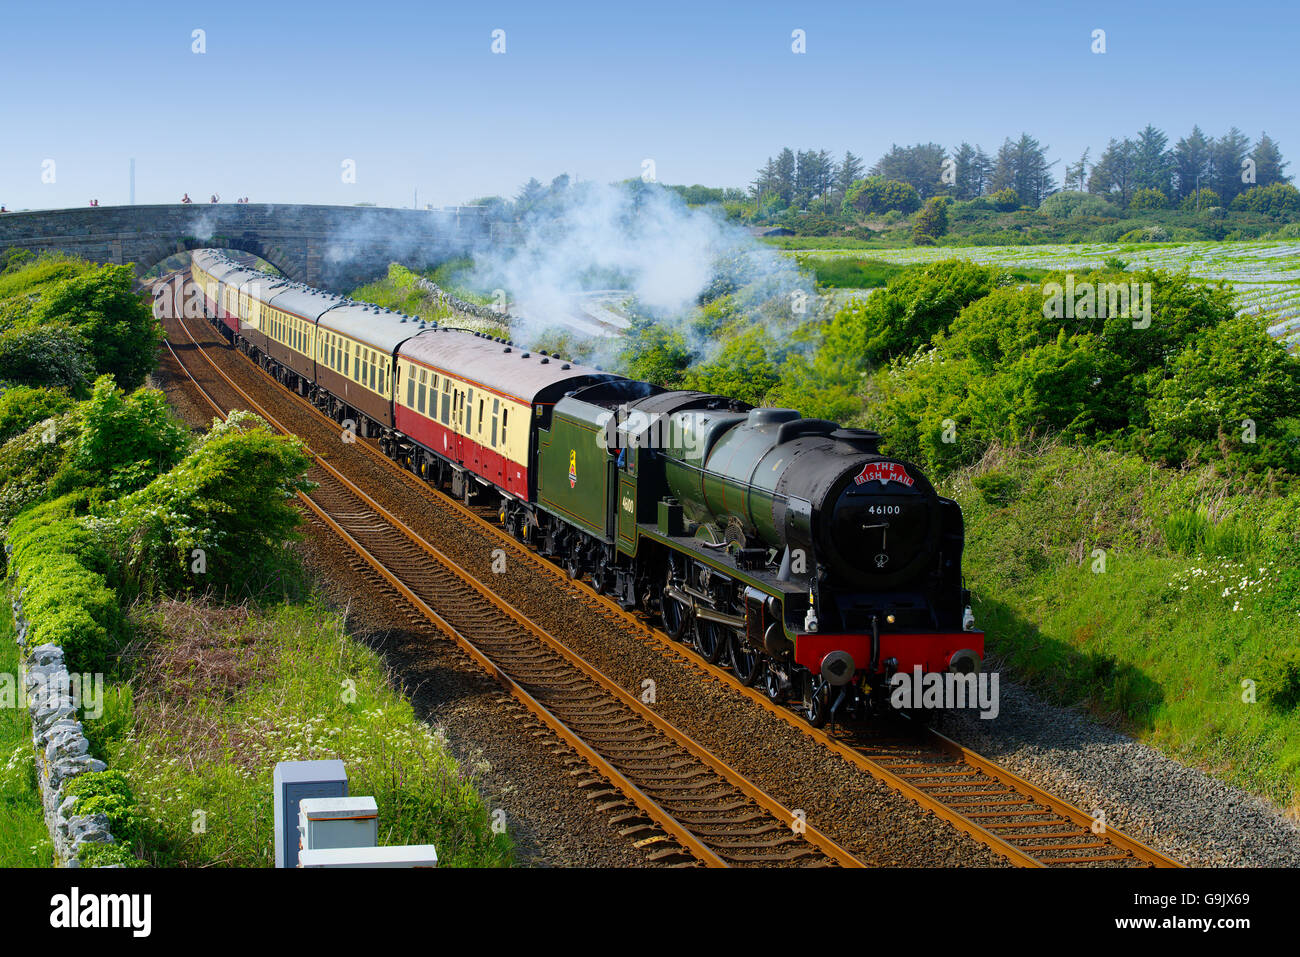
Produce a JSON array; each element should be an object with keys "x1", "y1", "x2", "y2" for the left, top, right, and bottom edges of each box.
[
  {"x1": 85, "y1": 595, "x2": 513, "y2": 868},
  {"x1": 351, "y1": 261, "x2": 509, "y2": 337},
  {"x1": 800, "y1": 255, "x2": 1051, "y2": 290},
  {"x1": 0, "y1": 604, "x2": 55, "y2": 867},
  {"x1": 947, "y1": 442, "x2": 1300, "y2": 812}
]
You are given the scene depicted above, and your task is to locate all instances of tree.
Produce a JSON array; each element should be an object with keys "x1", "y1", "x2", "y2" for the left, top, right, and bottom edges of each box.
[
  {"x1": 1064, "y1": 149, "x2": 1090, "y2": 192},
  {"x1": 989, "y1": 134, "x2": 1056, "y2": 207},
  {"x1": 1173, "y1": 126, "x2": 1212, "y2": 199},
  {"x1": 1131, "y1": 125, "x2": 1173, "y2": 196},
  {"x1": 843, "y1": 177, "x2": 921, "y2": 216},
  {"x1": 773, "y1": 148, "x2": 797, "y2": 205},
  {"x1": 912, "y1": 197, "x2": 950, "y2": 243},
  {"x1": 871, "y1": 143, "x2": 948, "y2": 199},
  {"x1": 1249, "y1": 133, "x2": 1291, "y2": 187},
  {"x1": 1088, "y1": 138, "x2": 1139, "y2": 206},
  {"x1": 950, "y1": 143, "x2": 992, "y2": 200},
  {"x1": 1210, "y1": 127, "x2": 1252, "y2": 205},
  {"x1": 1129, "y1": 188, "x2": 1168, "y2": 210},
  {"x1": 514, "y1": 177, "x2": 546, "y2": 212},
  {"x1": 834, "y1": 151, "x2": 865, "y2": 196}
]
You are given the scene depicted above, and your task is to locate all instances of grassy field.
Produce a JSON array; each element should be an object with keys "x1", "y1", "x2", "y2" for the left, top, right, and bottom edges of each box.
[
  {"x1": 786, "y1": 239, "x2": 1300, "y2": 342},
  {"x1": 82, "y1": 595, "x2": 514, "y2": 867},
  {"x1": 944, "y1": 442, "x2": 1300, "y2": 813},
  {"x1": 0, "y1": 603, "x2": 55, "y2": 867}
]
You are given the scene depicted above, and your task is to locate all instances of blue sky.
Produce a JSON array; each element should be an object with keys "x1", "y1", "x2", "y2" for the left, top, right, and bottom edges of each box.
[{"x1": 1, "y1": 0, "x2": 1295, "y2": 210}]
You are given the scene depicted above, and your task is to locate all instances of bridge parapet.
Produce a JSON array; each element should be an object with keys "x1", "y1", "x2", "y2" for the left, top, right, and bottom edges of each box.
[{"x1": 0, "y1": 203, "x2": 487, "y2": 291}]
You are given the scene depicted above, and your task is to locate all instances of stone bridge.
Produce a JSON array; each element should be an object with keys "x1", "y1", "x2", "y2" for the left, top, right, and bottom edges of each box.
[{"x1": 0, "y1": 203, "x2": 491, "y2": 291}]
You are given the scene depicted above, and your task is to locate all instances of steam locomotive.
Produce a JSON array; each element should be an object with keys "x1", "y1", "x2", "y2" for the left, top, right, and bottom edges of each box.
[{"x1": 188, "y1": 249, "x2": 982, "y2": 726}]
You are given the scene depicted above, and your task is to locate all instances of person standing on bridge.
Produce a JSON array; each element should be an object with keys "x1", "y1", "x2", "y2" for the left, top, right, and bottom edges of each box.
[
  {"x1": 210, "y1": 193, "x2": 220, "y2": 204},
  {"x1": 182, "y1": 193, "x2": 192, "y2": 204}
]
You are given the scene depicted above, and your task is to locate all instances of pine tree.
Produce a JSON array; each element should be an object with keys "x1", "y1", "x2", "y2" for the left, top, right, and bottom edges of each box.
[
  {"x1": 1209, "y1": 127, "x2": 1251, "y2": 205},
  {"x1": 1173, "y1": 126, "x2": 1212, "y2": 199},
  {"x1": 1249, "y1": 133, "x2": 1291, "y2": 187},
  {"x1": 834, "y1": 151, "x2": 865, "y2": 196}
]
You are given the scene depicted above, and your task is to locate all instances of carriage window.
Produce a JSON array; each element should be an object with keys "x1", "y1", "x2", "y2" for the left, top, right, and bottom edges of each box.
[
  {"x1": 417, "y1": 369, "x2": 426, "y2": 413},
  {"x1": 408, "y1": 367, "x2": 416, "y2": 408},
  {"x1": 501, "y1": 408, "x2": 508, "y2": 446},
  {"x1": 343, "y1": 341, "x2": 350, "y2": 377},
  {"x1": 491, "y1": 399, "x2": 499, "y2": 447},
  {"x1": 466, "y1": 390, "x2": 474, "y2": 435},
  {"x1": 441, "y1": 384, "x2": 450, "y2": 424}
]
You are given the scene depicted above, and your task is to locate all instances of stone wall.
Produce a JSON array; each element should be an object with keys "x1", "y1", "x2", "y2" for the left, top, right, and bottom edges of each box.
[
  {"x1": 0, "y1": 203, "x2": 489, "y2": 292},
  {"x1": 10, "y1": 591, "x2": 115, "y2": 866},
  {"x1": 411, "y1": 275, "x2": 512, "y2": 323}
]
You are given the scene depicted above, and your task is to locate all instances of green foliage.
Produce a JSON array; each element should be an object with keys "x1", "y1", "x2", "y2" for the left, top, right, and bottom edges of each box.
[
  {"x1": 24, "y1": 265, "x2": 160, "y2": 391},
  {"x1": 6, "y1": 493, "x2": 123, "y2": 674},
  {"x1": 843, "y1": 176, "x2": 921, "y2": 216},
  {"x1": 1129, "y1": 188, "x2": 1169, "y2": 210},
  {"x1": 0, "y1": 325, "x2": 93, "y2": 393},
  {"x1": 864, "y1": 267, "x2": 1244, "y2": 476},
  {"x1": 1145, "y1": 316, "x2": 1300, "y2": 472},
  {"x1": 57, "y1": 375, "x2": 191, "y2": 496},
  {"x1": 65, "y1": 770, "x2": 146, "y2": 866},
  {"x1": 105, "y1": 599, "x2": 512, "y2": 867},
  {"x1": 0, "y1": 602, "x2": 55, "y2": 867},
  {"x1": 821, "y1": 259, "x2": 999, "y2": 371},
  {"x1": 1119, "y1": 225, "x2": 1171, "y2": 242},
  {"x1": 682, "y1": 329, "x2": 782, "y2": 406},
  {"x1": 989, "y1": 188, "x2": 1020, "y2": 211},
  {"x1": 1180, "y1": 188, "x2": 1222, "y2": 211},
  {"x1": 1037, "y1": 191, "x2": 1121, "y2": 219},
  {"x1": 616, "y1": 319, "x2": 694, "y2": 388},
  {"x1": 912, "y1": 197, "x2": 950, "y2": 243},
  {"x1": 0, "y1": 387, "x2": 74, "y2": 445},
  {"x1": 1231, "y1": 183, "x2": 1300, "y2": 216},
  {"x1": 0, "y1": 408, "x2": 80, "y2": 528},
  {"x1": 105, "y1": 411, "x2": 314, "y2": 594}
]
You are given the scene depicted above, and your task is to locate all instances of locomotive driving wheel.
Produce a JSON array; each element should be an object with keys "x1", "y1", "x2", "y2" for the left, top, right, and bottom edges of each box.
[
  {"x1": 802, "y1": 674, "x2": 831, "y2": 728},
  {"x1": 693, "y1": 619, "x2": 727, "y2": 665},
  {"x1": 661, "y1": 569, "x2": 691, "y2": 642},
  {"x1": 729, "y1": 633, "x2": 764, "y2": 686}
]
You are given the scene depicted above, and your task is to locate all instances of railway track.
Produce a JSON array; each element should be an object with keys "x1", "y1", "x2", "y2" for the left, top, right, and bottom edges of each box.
[
  {"x1": 156, "y1": 280, "x2": 864, "y2": 868},
  {"x1": 157, "y1": 273, "x2": 1181, "y2": 868}
]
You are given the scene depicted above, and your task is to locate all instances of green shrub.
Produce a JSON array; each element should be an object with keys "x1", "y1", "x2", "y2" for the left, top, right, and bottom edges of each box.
[
  {"x1": 6, "y1": 494, "x2": 122, "y2": 673},
  {"x1": 843, "y1": 176, "x2": 921, "y2": 215},
  {"x1": 24, "y1": 265, "x2": 161, "y2": 391},
  {"x1": 0, "y1": 325, "x2": 93, "y2": 393},
  {"x1": 106, "y1": 411, "x2": 314, "y2": 594},
  {"x1": 990, "y1": 188, "x2": 1020, "y2": 211},
  {"x1": 0, "y1": 408, "x2": 80, "y2": 528},
  {"x1": 57, "y1": 376, "x2": 190, "y2": 497},
  {"x1": 65, "y1": 770, "x2": 145, "y2": 866},
  {"x1": 1038, "y1": 191, "x2": 1120, "y2": 219},
  {"x1": 1231, "y1": 183, "x2": 1300, "y2": 216},
  {"x1": 0, "y1": 387, "x2": 75, "y2": 445},
  {"x1": 1180, "y1": 188, "x2": 1222, "y2": 211},
  {"x1": 1129, "y1": 188, "x2": 1169, "y2": 210}
]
